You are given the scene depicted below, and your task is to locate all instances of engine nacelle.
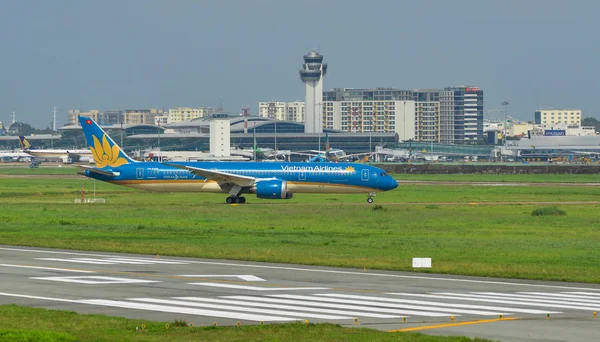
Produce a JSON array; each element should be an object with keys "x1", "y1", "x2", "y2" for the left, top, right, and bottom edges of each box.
[{"x1": 253, "y1": 180, "x2": 294, "y2": 199}]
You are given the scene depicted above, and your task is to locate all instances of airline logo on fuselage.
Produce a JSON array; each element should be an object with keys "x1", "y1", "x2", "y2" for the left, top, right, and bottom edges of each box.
[{"x1": 281, "y1": 165, "x2": 355, "y2": 172}]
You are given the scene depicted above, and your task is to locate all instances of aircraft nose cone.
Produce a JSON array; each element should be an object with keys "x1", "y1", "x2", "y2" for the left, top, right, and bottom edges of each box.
[{"x1": 390, "y1": 178, "x2": 398, "y2": 190}]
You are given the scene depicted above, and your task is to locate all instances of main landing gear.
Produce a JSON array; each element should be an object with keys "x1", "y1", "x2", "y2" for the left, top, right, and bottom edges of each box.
[
  {"x1": 367, "y1": 192, "x2": 376, "y2": 203},
  {"x1": 226, "y1": 196, "x2": 246, "y2": 204}
]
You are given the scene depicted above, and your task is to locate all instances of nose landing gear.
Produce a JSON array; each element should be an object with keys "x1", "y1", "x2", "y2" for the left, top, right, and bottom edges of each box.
[{"x1": 367, "y1": 192, "x2": 376, "y2": 203}]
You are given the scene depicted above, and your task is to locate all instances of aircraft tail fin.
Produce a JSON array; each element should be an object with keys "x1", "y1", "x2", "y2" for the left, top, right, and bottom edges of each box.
[
  {"x1": 325, "y1": 132, "x2": 330, "y2": 152},
  {"x1": 18, "y1": 136, "x2": 33, "y2": 150},
  {"x1": 78, "y1": 116, "x2": 137, "y2": 168}
]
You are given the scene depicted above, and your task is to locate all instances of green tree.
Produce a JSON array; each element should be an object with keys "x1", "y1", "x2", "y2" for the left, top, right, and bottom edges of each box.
[
  {"x1": 8, "y1": 122, "x2": 36, "y2": 136},
  {"x1": 582, "y1": 117, "x2": 600, "y2": 133}
]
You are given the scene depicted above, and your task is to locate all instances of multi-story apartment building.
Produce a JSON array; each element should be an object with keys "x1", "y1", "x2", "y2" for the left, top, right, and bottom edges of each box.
[
  {"x1": 286, "y1": 101, "x2": 305, "y2": 123},
  {"x1": 258, "y1": 101, "x2": 286, "y2": 120},
  {"x1": 68, "y1": 109, "x2": 100, "y2": 125},
  {"x1": 535, "y1": 109, "x2": 582, "y2": 126},
  {"x1": 122, "y1": 109, "x2": 164, "y2": 125},
  {"x1": 414, "y1": 101, "x2": 440, "y2": 142},
  {"x1": 439, "y1": 86, "x2": 484, "y2": 144},
  {"x1": 168, "y1": 107, "x2": 217, "y2": 123},
  {"x1": 258, "y1": 101, "x2": 305, "y2": 122}
]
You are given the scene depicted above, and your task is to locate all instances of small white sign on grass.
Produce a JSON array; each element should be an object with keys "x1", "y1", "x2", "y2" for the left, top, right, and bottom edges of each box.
[{"x1": 412, "y1": 258, "x2": 432, "y2": 268}]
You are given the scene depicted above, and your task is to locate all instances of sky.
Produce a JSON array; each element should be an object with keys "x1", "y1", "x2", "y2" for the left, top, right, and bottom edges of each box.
[{"x1": 0, "y1": 0, "x2": 598, "y2": 128}]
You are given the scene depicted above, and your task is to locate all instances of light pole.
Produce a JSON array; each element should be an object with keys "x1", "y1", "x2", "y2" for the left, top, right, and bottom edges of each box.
[
  {"x1": 369, "y1": 117, "x2": 373, "y2": 154},
  {"x1": 502, "y1": 101, "x2": 509, "y2": 146}
]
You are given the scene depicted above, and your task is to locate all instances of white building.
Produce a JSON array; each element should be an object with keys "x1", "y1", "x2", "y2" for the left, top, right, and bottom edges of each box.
[
  {"x1": 535, "y1": 109, "x2": 582, "y2": 127},
  {"x1": 286, "y1": 101, "x2": 305, "y2": 123},
  {"x1": 258, "y1": 101, "x2": 305, "y2": 122},
  {"x1": 154, "y1": 115, "x2": 169, "y2": 126},
  {"x1": 258, "y1": 101, "x2": 286, "y2": 120},
  {"x1": 323, "y1": 100, "x2": 416, "y2": 140},
  {"x1": 299, "y1": 50, "x2": 327, "y2": 133},
  {"x1": 209, "y1": 120, "x2": 230, "y2": 157}
]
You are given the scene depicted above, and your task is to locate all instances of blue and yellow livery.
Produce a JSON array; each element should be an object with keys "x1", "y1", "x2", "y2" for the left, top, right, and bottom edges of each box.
[{"x1": 78, "y1": 116, "x2": 398, "y2": 203}]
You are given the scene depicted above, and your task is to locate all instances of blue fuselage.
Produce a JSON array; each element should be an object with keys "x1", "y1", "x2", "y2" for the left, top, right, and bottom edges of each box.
[{"x1": 83, "y1": 161, "x2": 398, "y2": 194}]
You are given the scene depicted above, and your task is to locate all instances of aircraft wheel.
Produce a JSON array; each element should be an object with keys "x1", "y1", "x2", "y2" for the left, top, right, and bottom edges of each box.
[
  {"x1": 367, "y1": 197, "x2": 374, "y2": 204},
  {"x1": 239, "y1": 196, "x2": 246, "y2": 204},
  {"x1": 226, "y1": 197, "x2": 234, "y2": 204}
]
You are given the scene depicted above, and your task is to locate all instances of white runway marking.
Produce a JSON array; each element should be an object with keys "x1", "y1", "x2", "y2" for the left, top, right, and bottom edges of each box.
[
  {"x1": 390, "y1": 293, "x2": 600, "y2": 311},
  {"x1": 36, "y1": 257, "x2": 189, "y2": 265},
  {"x1": 474, "y1": 292, "x2": 600, "y2": 305},
  {"x1": 520, "y1": 292, "x2": 600, "y2": 301},
  {"x1": 180, "y1": 275, "x2": 266, "y2": 282},
  {"x1": 129, "y1": 298, "x2": 351, "y2": 320},
  {"x1": 3, "y1": 247, "x2": 599, "y2": 292},
  {"x1": 566, "y1": 292, "x2": 600, "y2": 297},
  {"x1": 0, "y1": 264, "x2": 94, "y2": 273},
  {"x1": 37, "y1": 258, "x2": 116, "y2": 265},
  {"x1": 174, "y1": 297, "x2": 401, "y2": 318},
  {"x1": 30, "y1": 276, "x2": 161, "y2": 285},
  {"x1": 315, "y1": 293, "x2": 557, "y2": 315},
  {"x1": 77, "y1": 299, "x2": 294, "y2": 322},
  {"x1": 188, "y1": 283, "x2": 329, "y2": 291},
  {"x1": 228, "y1": 295, "x2": 452, "y2": 317},
  {"x1": 0, "y1": 292, "x2": 82, "y2": 303}
]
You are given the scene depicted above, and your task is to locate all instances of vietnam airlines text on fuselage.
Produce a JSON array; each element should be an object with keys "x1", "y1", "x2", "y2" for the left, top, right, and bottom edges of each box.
[{"x1": 83, "y1": 161, "x2": 398, "y2": 194}]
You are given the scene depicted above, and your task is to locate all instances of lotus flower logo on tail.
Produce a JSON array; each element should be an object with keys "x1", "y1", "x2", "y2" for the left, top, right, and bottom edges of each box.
[{"x1": 90, "y1": 134, "x2": 129, "y2": 168}]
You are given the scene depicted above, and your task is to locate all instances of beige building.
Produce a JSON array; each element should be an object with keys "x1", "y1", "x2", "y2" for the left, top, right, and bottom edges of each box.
[
  {"x1": 286, "y1": 101, "x2": 305, "y2": 122},
  {"x1": 122, "y1": 109, "x2": 163, "y2": 125},
  {"x1": 258, "y1": 101, "x2": 286, "y2": 120},
  {"x1": 68, "y1": 109, "x2": 100, "y2": 125},
  {"x1": 168, "y1": 107, "x2": 217, "y2": 123},
  {"x1": 414, "y1": 101, "x2": 440, "y2": 142},
  {"x1": 258, "y1": 101, "x2": 305, "y2": 122},
  {"x1": 535, "y1": 109, "x2": 581, "y2": 126}
]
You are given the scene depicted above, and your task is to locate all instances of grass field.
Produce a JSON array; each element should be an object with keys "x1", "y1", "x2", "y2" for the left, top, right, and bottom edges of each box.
[
  {"x1": 0, "y1": 305, "x2": 495, "y2": 342},
  {"x1": 0, "y1": 172, "x2": 599, "y2": 283}
]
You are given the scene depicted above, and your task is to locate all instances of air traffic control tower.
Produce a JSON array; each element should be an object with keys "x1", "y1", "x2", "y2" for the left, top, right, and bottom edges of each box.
[{"x1": 299, "y1": 50, "x2": 327, "y2": 134}]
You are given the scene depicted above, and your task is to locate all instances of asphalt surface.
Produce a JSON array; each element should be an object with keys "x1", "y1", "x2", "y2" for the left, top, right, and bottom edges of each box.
[{"x1": 0, "y1": 246, "x2": 599, "y2": 341}]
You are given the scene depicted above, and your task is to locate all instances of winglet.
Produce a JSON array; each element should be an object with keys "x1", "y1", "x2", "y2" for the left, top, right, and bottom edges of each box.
[{"x1": 78, "y1": 116, "x2": 136, "y2": 168}]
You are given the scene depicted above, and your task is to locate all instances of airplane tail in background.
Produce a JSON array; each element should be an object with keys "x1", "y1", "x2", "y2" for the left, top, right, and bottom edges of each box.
[
  {"x1": 325, "y1": 132, "x2": 330, "y2": 152},
  {"x1": 18, "y1": 136, "x2": 33, "y2": 150},
  {"x1": 78, "y1": 116, "x2": 137, "y2": 168}
]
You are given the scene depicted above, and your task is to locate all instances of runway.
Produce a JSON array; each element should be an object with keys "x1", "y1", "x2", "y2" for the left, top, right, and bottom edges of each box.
[{"x1": 1, "y1": 245, "x2": 599, "y2": 341}]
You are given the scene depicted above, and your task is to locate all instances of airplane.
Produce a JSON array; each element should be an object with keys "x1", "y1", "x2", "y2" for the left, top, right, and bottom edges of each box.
[
  {"x1": 0, "y1": 150, "x2": 33, "y2": 162},
  {"x1": 292, "y1": 132, "x2": 372, "y2": 163},
  {"x1": 18, "y1": 136, "x2": 93, "y2": 163},
  {"x1": 77, "y1": 116, "x2": 398, "y2": 203}
]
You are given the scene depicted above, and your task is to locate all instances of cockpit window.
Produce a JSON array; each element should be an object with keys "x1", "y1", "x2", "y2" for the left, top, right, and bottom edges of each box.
[{"x1": 380, "y1": 172, "x2": 389, "y2": 177}]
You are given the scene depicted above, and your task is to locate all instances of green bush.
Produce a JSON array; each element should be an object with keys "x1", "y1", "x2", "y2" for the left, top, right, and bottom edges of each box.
[{"x1": 531, "y1": 207, "x2": 566, "y2": 216}]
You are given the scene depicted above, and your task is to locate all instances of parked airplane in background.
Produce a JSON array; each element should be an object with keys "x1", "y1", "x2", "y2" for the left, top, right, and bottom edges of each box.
[
  {"x1": 0, "y1": 150, "x2": 32, "y2": 162},
  {"x1": 293, "y1": 133, "x2": 372, "y2": 163},
  {"x1": 18, "y1": 136, "x2": 93, "y2": 163},
  {"x1": 78, "y1": 116, "x2": 397, "y2": 203}
]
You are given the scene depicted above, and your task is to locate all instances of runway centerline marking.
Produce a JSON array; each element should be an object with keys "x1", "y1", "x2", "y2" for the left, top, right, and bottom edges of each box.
[
  {"x1": 180, "y1": 275, "x2": 266, "y2": 282},
  {"x1": 0, "y1": 264, "x2": 95, "y2": 273},
  {"x1": 29, "y1": 276, "x2": 161, "y2": 285},
  {"x1": 188, "y1": 283, "x2": 329, "y2": 291}
]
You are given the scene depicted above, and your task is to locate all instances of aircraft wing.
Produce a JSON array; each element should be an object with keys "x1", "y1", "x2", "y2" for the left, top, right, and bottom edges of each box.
[
  {"x1": 167, "y1": 164, "x2": 256, "y2": 187},
  {"x1": 77, "y1": 165, "x2": 120, "y2": 177}
]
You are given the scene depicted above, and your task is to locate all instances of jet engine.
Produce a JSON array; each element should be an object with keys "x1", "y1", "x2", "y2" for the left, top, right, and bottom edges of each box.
[{"x1": 253, "y1": 180, "x2": 293, "y2": 199}]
